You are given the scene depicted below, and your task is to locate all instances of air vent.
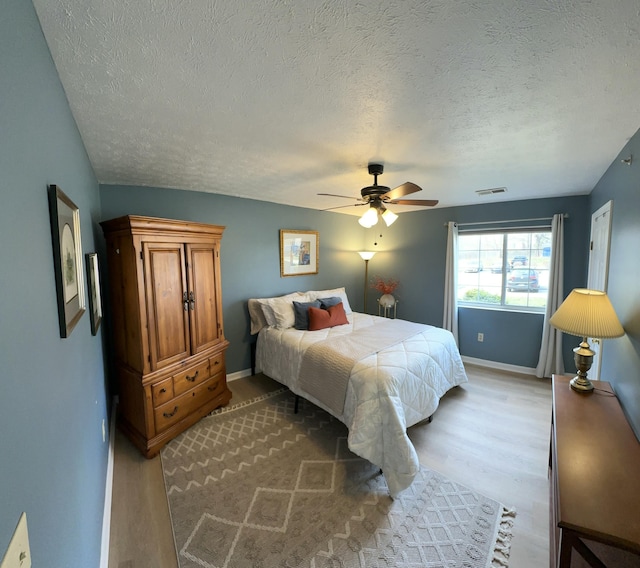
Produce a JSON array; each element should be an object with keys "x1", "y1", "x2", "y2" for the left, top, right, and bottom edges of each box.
[{"x1": 476, "y1": 187, "x2": 507, "y2": 196}]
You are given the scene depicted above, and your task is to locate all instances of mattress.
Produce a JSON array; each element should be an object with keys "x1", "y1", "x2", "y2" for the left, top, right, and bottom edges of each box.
[{"x1": 256, "y1": 312, "x2": 469, "y2": 496}]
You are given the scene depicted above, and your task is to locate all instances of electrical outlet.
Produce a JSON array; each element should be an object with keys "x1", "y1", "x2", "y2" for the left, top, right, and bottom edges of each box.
[
  {"x1": 477, "y1": 332, "x2": 484, "y2": 342},
  {"x1": 1, "y1": 513, "x2": 31, "y2": 568}
]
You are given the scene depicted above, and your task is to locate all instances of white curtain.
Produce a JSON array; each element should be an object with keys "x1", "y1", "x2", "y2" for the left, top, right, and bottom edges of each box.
[
  {"x1": 443, "y1": 221, "x2": 459, "y2": 345},
  {"x1": 535, "y1": 213, "x2": 565, "y2": 378}
]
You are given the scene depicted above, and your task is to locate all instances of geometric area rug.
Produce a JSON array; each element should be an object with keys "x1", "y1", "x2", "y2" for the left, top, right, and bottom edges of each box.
[{"x1": 161, "y1": 389, "x2": 515, "y2": 568}]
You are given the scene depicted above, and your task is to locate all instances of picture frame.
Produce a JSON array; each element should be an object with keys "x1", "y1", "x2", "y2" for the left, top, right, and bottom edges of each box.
[
  {"x1": 280, "y1": 229, "x2": 319, "y2": 277},
  {"x1": 48, "y1": 184, "x2": 85, "y2": 337},
  {"x1": 85, "y1": 253, "x2": 103, "y2": 335}
]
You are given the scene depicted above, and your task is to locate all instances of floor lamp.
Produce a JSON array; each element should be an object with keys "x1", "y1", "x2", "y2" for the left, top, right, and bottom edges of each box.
[{"x1": 358, "y1": 251, "x2": 376, "y2": 312}]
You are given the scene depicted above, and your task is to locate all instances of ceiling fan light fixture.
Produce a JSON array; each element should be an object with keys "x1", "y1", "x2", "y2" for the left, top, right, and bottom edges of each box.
[
  {"x1": 381, "y1": 208, "x2": 398, "y2": 226},
  {"x1": 359, "y1": 206, "x2": 379, "y2": 228},
  {"x1": 323, "y1": 164, "x2": 436, "y2": 226}
]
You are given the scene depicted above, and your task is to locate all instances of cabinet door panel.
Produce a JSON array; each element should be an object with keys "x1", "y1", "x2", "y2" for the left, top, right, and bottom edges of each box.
[
  {"x1": 187, "y1": 243, "x2": 222, "y2": 354},
  {"x1": 145, "y1": 243, "x2": 190, "y2": 369}
]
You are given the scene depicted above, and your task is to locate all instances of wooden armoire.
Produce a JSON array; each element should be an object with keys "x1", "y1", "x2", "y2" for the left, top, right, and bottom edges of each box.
[{"x1": 100, "y1": 215, "x2": 231, "y2": 457}]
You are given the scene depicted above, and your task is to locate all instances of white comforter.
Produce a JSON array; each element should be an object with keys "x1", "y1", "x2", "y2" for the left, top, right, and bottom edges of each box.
[{"x1": 256, "y1": 312, "x2": 468, "y2": 496}]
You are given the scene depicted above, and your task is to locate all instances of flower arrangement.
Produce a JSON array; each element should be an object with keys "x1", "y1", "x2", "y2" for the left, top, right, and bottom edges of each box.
[{"x1": 370, "y1": 275, "x2": 400, "y2": 295}]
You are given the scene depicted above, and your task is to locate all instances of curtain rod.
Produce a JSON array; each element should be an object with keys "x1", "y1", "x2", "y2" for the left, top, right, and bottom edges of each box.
[{"x1": 444, "y1": 213, "x2": 569, "y2": 227}]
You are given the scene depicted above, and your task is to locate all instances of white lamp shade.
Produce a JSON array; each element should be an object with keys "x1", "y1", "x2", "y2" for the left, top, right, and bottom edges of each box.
[
  {"x1": 358, "y1": 207, "x2": 379, "y2": 228},
  {"x1": 549, "y1": 288, "x2": 624, "y2": 338},
  {"x1": 381, "y1": 208, "x2": 398, "y2": 226},
  {"x1": 358, "y1": 251, "x2": 376, "y2": 261}
]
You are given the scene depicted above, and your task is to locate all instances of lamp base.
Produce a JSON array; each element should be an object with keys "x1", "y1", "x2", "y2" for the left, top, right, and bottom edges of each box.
[
  {"x1": 570, "y1": 338, "x2": 595, "y2": 394},
  {"x1": 569, "y1": 375, "x2": 594, "y2": 393}
]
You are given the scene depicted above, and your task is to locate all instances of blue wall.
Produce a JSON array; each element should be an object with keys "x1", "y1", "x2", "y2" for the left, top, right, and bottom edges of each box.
[
  {"x1": 383, "y1": 196, "x2": 591, "y2": 369},
  {"x1": 3, "y1": 2, "x2": 637, "y2": 564},
  {"x1": 100, "y1": 186, "x2": 591, "y2": 375},
  {"x1": 590, "y1": 127, "x2": 640, "y2": 437},
  {"x1": 99, "y1": 186, "x2": 367, "y2": 374},
  {"x1": 0, "y1": 2, "x2": 108, "y2": 566}
]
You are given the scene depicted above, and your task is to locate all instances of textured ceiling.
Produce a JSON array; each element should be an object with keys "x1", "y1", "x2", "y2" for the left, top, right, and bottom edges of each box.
[{"x1": 33, "y1": 0, "x2": 640, "y2": 216}]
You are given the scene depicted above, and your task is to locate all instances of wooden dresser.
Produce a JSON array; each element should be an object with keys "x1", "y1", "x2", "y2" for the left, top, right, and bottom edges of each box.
[
  {"x1": 101, "y1": 216, "x2": 231, "y2": 457},
  {"x1": 550, "y1": 375, "x2": 640, "y2": 567}
]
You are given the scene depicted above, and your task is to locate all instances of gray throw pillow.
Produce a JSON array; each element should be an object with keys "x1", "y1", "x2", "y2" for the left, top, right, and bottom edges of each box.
[
  {"x1": 319, "y1": 296, "x2": 342, "y2": 309},
  {"x1": 292, "y1": 300, "x2": 322, "y2": 330}
]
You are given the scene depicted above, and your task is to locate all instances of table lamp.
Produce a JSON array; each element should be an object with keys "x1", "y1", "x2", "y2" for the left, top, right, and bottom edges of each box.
[{"x1": 549, "y1": 288, "x2": 624, "y2": 392}]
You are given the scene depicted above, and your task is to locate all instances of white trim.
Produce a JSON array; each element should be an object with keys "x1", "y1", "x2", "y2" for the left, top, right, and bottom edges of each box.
[
  {"x1": 451, "y1": 213, "x2": 568, "y2": 228},
  {"x1": 99, "y1": 396, "x2": 118, "y2": 568},
  {"x1": 587, "y1": 199, "x2": 613, "y2": 292},
  {"x1": 587, "y1": 200, "x2": 614, "y2": 382},
  {"x1": 226, "y1": 368, "x2": 253, "y2": 382},
  {"x1": 462, "y1": 356, "x2": 536, "y2": 376}
]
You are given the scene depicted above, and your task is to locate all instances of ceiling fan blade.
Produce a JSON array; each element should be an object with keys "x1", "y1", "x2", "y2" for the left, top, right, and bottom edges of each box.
[
  {"x1": 317, "y1": 193, "x2": 363, "y2": 201},
  {"x1": 383, "y1": 182, "x2": 422, "y2": 201},
  {"x1": 322, "y1": 203, "x2": 367, "y2": 211},
  {"x1": 388, "y1": 199, "x2": 439, "y2": 207}
]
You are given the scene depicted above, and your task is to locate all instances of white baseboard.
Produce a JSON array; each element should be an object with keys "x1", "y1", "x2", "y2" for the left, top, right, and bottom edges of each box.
[
  {"x1": 100, "y1": 396, "x2": 118, "y2": 568},
  {"x1": 461, "y1": 356, "x2": 536, "y2": 377},
  {"x1": 226, "y1": 368, "x2": 253, "y2": 382}
]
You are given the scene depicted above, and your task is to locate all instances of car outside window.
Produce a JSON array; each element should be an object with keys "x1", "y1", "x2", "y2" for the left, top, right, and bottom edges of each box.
[{"x1": 457, "y1": 230, "x2": 551, "y2": 310}]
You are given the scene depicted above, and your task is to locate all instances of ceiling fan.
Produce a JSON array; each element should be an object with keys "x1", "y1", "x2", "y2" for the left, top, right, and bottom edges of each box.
[{"x1": 318, "y1": 163, "x2": 439, "y2": 227}]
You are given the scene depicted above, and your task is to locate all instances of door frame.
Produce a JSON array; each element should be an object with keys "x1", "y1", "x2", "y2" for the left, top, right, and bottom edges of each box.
[{"x1": 586, "y1": 200, "x2": 613, "y2": 381}]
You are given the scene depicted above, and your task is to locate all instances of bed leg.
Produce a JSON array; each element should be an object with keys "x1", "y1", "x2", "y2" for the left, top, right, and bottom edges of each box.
[
  {"x1": 427, "y1": 415, "x2": 433, "y2": 423},
  {"x1": 294, "y1": 395, "x2": 300, "y2": 414},
  {"x1": 250, "y1": 342, "x2": 256, "y2": 376}
]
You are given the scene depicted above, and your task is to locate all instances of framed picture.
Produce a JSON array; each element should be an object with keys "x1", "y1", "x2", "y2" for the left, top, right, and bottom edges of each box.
[
  {"x1": 48, "y1": 184, "x2": 85, "y2": 337},
  {"x1": 86, "y1": 253, "x2": 103, "y2": 335},
  {"x1": 280, "y1": 229, "x2": 319, "y2": 277}
]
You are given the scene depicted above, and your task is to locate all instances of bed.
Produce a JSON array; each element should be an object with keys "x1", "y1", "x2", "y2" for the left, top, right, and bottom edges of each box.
[{"x1": 248, "y1": 287, "x2": 469, "y2": 497}]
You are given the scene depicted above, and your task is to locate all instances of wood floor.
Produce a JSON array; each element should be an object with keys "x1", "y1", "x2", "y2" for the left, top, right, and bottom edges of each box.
[{"x1": 107, "y1": 365, "x2": 552, "y2": 567}]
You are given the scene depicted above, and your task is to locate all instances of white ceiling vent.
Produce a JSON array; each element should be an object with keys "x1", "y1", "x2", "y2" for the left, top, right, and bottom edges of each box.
[{"x1": 476, "y1": 187, "x2": 507, "y2": 196}]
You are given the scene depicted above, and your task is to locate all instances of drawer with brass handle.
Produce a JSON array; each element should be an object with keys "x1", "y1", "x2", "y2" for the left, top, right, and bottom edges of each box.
[
  {"x1": 205, "y1": 376, "x2": 226, "y2": 398},
  {"x1": 152, "y1": 377, "x2": 174, "y2": 407},
  {"x1": 209, "y1": 353, "x2": 225, "y2": 374},
  {"x1": 173, "y1": 360, "x2": 210, "y2": 396},
  {"x1": 154, "y1": 375, "x2": 220, "y2": 433}
]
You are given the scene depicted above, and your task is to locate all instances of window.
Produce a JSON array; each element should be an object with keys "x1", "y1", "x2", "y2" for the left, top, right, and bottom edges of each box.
[{"x1": 457, "y1": 230, "x2": 552, "y2": 310}]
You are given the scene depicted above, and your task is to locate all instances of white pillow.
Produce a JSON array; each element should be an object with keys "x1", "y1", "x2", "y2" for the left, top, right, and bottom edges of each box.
[
  {"x1": 306, "y1": 287, "x2": 352, "y2": 314},
  {"x1": 250, "y1": 292, "x2": 304, "y2": 333},
  {"x1": 265, "y1": 293, "x2": 311, "y2": 329},
  {"x1": 255, "y1": 298, "x2": 277, "y2": 327},
  {"x1": 248, "y1": 299, "x2": 269, "y2": 335}
]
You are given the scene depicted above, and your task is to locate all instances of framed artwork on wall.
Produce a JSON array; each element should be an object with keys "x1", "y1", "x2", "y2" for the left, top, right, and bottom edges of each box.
[
  {"x1": 280, "y1": 229, "x2": 319, "y2": 277},
  {"x1": 48, "y1": 184, "x2": 85, "y2": 337},
  {"x1": 85, "y1": 252, "x2": 103, "y2": 335}
]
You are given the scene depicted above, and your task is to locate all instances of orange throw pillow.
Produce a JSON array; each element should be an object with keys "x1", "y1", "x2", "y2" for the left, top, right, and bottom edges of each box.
[{"x1": 308, "y1": 302, "x2": 349, "y2": 331}]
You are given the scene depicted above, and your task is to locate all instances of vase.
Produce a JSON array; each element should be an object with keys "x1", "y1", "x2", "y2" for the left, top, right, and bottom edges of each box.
[{"x1": 379, "y1": 294, "x2": 396, "y2": 308}]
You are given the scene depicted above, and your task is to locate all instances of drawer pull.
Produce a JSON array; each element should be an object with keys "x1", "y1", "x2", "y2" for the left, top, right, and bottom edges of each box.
[
  {"x1": 159, "y1": 388, "x2": 167, "y2": 394},
  {"x1": 185, "y1": 370, "x2": 199, "y2": 382},
  {"x1": 208, "y1": 381, "x2": 220, "y2": 391},
  {"x1": 213, "y1": 360, "x2": 220, "y2": 366},
  {"x1": 163, "y1": 406, "x2": 179, "y2": 418}
]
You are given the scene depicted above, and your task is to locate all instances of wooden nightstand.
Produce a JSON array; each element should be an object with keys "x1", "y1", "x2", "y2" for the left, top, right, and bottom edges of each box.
[{"x1": 550, "y1": 375, "x2": 640, "y2": 567}]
